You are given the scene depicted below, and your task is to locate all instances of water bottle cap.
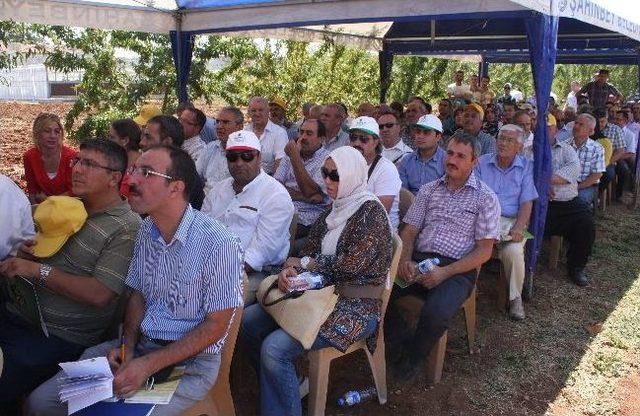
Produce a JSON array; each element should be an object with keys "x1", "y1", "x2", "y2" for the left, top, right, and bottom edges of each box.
[{"x1": 433, "y1": 258, "x2": 440, "y2": 265}]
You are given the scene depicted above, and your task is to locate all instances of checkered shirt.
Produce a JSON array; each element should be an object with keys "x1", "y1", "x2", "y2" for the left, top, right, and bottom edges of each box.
[
  {"x1": 569, "y1": 138, "x2": 606, "y2": 183},
  {"x1": 602, "y1": 124, "x2": 626, "y2": 151},
  {"x1": 403, "y1": 171, "x2": 501, "y2": 260}
]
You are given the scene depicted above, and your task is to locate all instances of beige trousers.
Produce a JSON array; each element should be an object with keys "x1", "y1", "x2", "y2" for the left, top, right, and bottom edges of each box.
[{"x1": 496, "y1": 239, "x2": 527, "y2": 300}]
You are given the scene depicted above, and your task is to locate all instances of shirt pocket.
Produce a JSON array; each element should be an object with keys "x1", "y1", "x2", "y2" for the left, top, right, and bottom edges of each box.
[
  {"x1": 453, "y1": 207, "x2": 477, "y2": 236},
  {"x1": 226, "y1": 207, "x2": 260, "y2": 248},
  {"x1": 167, "y1": 271, "x2": 203, "y2": 319}
]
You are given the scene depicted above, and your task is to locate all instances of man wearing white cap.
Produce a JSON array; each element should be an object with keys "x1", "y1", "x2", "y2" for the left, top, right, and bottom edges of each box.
[
  {"x1": 202, "y1": 131, "x2": 294, "y2": 304},
  {"x1": 349, "y1": 116, "x2": 402, "y2": 229},
  {"x1": 397, "y1": 114, "x2": 447, "y2": 195}
]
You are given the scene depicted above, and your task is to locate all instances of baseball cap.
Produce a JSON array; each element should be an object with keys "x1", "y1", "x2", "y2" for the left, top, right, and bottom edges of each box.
[
  {"x1": 503, "y1": 82, "x2": 512, "y2": 89},
  {"x1": 547, "y1": 113, "x2": 557, "y2": 126},
  {"x1": 349, "y1": 116, "x2": 379, "y2": 137},
  {"x1": 411, "y1": 114, "x2": 443, "y2": 133},
  {"x1": 465, "y1": 103, "x2": 485, "y2": 120},
  {"x1": 133, "y1": 104, "x2": 162, "y2": 126},
  {"x1": 269, "y1": 97, "x2": 287, "y2": 111},
  {"x1": 226, "y1": 130, "x2": 261, "y2": 152},
  {"x1": 32, "y1": 196, "x2": 88, "y2": 258}
]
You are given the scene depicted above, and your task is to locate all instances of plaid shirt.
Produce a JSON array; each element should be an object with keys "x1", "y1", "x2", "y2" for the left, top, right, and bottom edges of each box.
[
  {"x1": 578, "y1": 81, "x2": 621, "y2": 110},
  {"x1": 568, "y1": 137, "x2": 606, "y2": 183},
  {"x1": 403, "y1": 171, "x2": 500, "y2": 259},
  {"x1": 601, "y1": 123, "x2": 626, "y2": 151}
]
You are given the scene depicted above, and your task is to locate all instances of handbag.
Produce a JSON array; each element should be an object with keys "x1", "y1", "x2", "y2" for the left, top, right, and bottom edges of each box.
[{"x1": 256, "y1": 274, "x2": 338, "y2": 349}]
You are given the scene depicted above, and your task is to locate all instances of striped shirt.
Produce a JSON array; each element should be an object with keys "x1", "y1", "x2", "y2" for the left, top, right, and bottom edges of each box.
[
  {"x1": 568, "y1": 137, "x2": 606, "y2": 183},
  {"x1": 550, "y1": 140, "x2": 581, "y2": 202},
  {"x1": 29, "y1": 201, "x2": 141, "y2": 346},
  {"x1": 126, "y1": 205, "x2": 244, "y2": 355},
  {"x1": 403, "y1": 172, "x2": 500, "y2": 259}
]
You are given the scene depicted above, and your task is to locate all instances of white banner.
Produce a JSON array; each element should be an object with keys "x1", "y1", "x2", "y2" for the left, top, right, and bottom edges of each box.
[{"x1": 553, "y1": 0, "x2": 640, "y2": 42}]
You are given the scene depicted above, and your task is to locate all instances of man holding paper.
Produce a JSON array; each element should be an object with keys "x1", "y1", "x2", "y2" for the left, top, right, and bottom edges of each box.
[
  {"x1": 27, "y1": 145, "x2": 244, "y2": 415},
  {"x1": 476, "y1": 124, "x2": 539, "y2": 320}
]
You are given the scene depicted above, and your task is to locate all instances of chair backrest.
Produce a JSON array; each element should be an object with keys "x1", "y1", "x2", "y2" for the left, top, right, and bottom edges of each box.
[
  {"x1": 398, "y1": 188, "x2": 415, "y2": 222},
  {"x1": 288, "y1": 211, "x2": 299, "y2": 256},
  {"x1": 597, "y1": 137, "x2": 613, "y2": 165},
  {"x1": 381, "y1": 234, "x2": 403, "y2": 318},
  {"x1": 216, "y1": 273, "x2": 247, "y2": 388}
]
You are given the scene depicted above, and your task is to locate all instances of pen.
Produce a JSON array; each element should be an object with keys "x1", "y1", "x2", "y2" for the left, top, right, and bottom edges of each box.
[{"x1": 119, "y1": 324, "x2": 126, "y2": 364}]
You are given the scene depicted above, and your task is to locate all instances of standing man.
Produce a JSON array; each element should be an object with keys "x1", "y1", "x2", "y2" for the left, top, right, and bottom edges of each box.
[
  {"x1": 202, "y1": 131, "x2": 294, "y2": 304},
  {"x1": 28, "y1": 145, "x2": 244, "y2": 415},
  {"x1": 378, "y1": 110, "x2": 412, "y2": 164},
  {"x1": 577, "y1": 69, "x2": 623, "y2": 110},
  {"x1": 178, "y1": 107, "x2": 207, "y2": 163},
  {"x1": 569, "y1": 114, "x2": 606, "y2": 205},
  {"x1": 245, "y1": 97, "x2": 289, "y2": 175},
  {"x1": 446, "y1": 70, "x2": 471, "y2": 103},
  {"x1": 476, "y1": 125, "x2": 538, "y2": 320},
  {"x1": 476, "y1": 76, "x2": 495, "y2": 106},
  {"x1": 0, "y1": 140, "x2": 140, "y2": 407},
  {"x1": 564, "y1": 81, "x2": 581, "y2": 111},
  {"x1": 398, "y1": 115, "x2": 446, "y2": 195},
  {"x1": 320, "y1": 103, "x2": 350, "y2": 152},
  {"x1": 498, "y1": 83, "x2": 516, "y2": 108},
  {"x1": 274, "y1": 119, "x2": 330, "y2": 239},
  {"x1": 387, "y1": 132, "x2": 500, "y2": 382},
  {"x1": 456, "y1": 103, "x2": 496, "y2": 155},
  {"x1": 196, "y1": 106, "x2": 244, "y2": 195},
  {"x1": 349, "y1": 116, "x2": 402, "y2": 229}
]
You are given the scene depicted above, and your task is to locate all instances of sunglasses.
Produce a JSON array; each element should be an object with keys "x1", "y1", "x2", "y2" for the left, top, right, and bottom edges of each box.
[
  {"x1": 349, "y1": 134, "x2": 372, "y2": 143},
  {"x1": 321, "y1": 167, "x2": 340, "y2": 182},
  {"x1": 378, "y1": 123, "x2": 396, "y2": 130},
  {"x1": 225, "y1": 151, "x2": 257, "y2": 163}
]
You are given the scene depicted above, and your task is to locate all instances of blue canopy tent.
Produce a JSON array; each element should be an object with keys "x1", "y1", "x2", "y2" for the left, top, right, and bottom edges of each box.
[{"x1": 4, "y1": 0, "x2": 640, "y2": 295}]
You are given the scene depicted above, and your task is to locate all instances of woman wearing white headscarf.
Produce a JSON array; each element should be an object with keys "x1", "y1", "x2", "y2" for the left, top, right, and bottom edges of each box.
[{"x1": 240, "y1": 146, "x2": 393, "y2": 416}]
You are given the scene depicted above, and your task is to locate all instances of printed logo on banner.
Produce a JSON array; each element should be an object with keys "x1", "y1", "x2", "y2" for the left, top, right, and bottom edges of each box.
[{"x1": 558, "y1": 0, "x2": 567, "y2": 13}]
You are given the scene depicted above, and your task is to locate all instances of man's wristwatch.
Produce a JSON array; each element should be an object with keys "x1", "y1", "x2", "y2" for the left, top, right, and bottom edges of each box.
[
  {"x1": 300, "y1": 256, "x2": 312, "y2": 270},
  {"x1": 39, "y1": 264, "x2": 53, "y2": 287}
]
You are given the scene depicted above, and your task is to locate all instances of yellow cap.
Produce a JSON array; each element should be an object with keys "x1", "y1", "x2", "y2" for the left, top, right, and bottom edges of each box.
[
  {"x1": 133, "y1": 104, "x2": 162, "y2": 126},
  {"x1": 465, "y1": 102, "x2": 485, "y2": 120},
  {"x1": 547, "y1": 113, "x2": 557, "y2": 126},
  {"x1": 32, "y1": 196, "x2": 88, "y2": 258},
  {"x1": 269, "y1": 97, "x2": 287, "y2": 111}
]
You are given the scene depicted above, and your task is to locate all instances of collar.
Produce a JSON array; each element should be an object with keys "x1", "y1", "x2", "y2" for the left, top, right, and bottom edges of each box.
[
  {"x1": 88, "y1": 199, "x2": 131, "y2": 219},
  {"x1": 235, "y1": 170, "x2": 267, "y2": 194},
  {"x1": 384, "y1": 139, "x2": 407, "y2": 152},
  {"x1": 488, "y1": 153, "x2": 524, "y2": 170},
  {"x1": 437, "y1": 170, "x2": 480, "y2": 190},
  {"x1": 569, "y1": 137, "x2": 592, "y2": 150},
  {"x1": 150, "y1": 204, "x2": 195, "y2": 246},
  {"x1": 414, "y1": 146, "x2": 444, "y2": 163}
]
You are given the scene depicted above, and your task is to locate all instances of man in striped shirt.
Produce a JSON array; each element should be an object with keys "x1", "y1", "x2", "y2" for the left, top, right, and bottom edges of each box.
[{"x1": 28, "y1": 145, "x2": 244, "y2": 415}]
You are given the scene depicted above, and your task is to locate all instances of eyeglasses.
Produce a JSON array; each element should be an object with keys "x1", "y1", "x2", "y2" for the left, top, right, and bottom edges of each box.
[
  {"x1": 320, "y1": 167, "x2": 340, "y2": 182},
  {"x1": 70, "y1": 157, "x2": 118, "y2": 171},
  {"x1": 225, "y1": 151, "x2": 257, "y2": 163},
  {"x1": 349, "y1": 134, "x2": 372, "y2": 144},
  {"x1": 216, "y1": 118, "x2": 235, "y2": 125},
  {"x1": 496, "y1": 135, "x2": 519, "y2": 144},
  {"x1": 128, "y1": 166, "x2": 174, "y2": 180},
  {"x1": 378, "y1": 123, "x2": 396, "y2": 130}
]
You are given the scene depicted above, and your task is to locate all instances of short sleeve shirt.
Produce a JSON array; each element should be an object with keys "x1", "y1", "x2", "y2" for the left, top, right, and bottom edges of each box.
[
  {"x1": 246, "y1": 121, "x2": 289, "y2": 174},
  {"x1": 367, "y1": 156, "x2": 402, "y2": 229},
  {"x1": 398, "y1": 148, "x2": 446, "y2": 195},
  {"x1": 126, "y1": 206, "x2": 244, "y2": 354},
  {"x1": 403, "y1": 172, "x2": 501, "y2": 259},
  {"x1": 569, "y1": 138, "x2": 606, "y2": 183}
]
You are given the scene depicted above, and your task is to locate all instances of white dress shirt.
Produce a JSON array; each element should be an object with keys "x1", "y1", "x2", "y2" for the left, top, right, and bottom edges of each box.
[
  {"x1": 622, "y1": 126, "x2": 638, "y2": 154},
  {"x1": 382, "y1": 140, "x2": 413, "y2": 164},
  {"x1": 182, "y1": 134, "x2": 206, "y2": 163},
  {"x1": 201, "y1": 171, "x2": 294, "y2": 271},
  {"x1": 196, "y1": 140, "x2": 230, "y2": 195},
  {"x1": 245, "y1": 120, "x2": 289, "y2": 174},
  {"x1": 367, "y1": 156, "x2": 402, "y2": 229},
  {"x1": 0, "y1": 175, "x2": 35, "y2": 260}
]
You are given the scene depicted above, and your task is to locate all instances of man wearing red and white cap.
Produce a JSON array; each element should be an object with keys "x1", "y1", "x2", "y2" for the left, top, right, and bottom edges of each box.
[
  {"x1": 397, "y1": 114, "x2": 447, "y2": 194},
  {"x1": 202, "y1": 131, "x2": 294, "y2": 304}
]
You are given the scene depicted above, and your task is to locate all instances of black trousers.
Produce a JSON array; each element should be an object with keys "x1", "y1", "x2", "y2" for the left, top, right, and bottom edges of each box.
[{"x1": 545, "y1": 197, "x2": 595, "y2": 270}]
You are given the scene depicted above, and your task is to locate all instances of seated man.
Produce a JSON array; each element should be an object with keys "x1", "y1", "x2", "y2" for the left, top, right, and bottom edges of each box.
[
  {"x1": 613, "y1": 109, "x2": 637, "y2": 200},
  {"x1": 378, "y1": 109, "x2": 412, "y2": 164},
  {"x1": 349, "y1": 116, "x2": 402, "y2": 229},
  {"x1": 140, "y1": 115, "x2": 205, "y2": 209},
  {"x1": 476, "y1": 125, "x2": 538, "y2": 320},
  {"x1": 274, "y1": 119, "x2": 330, "y2": 239},
  {"x1": 245, "y1": 96, "x2": 289, "y2": 175},
  {"x1": 546, "y1": 125, "x2": 596, "y2": 286},
  {"x1": 27, "y1": 145, "x2": 243, "y2": 415},
  {"x1": 196, "y1": 106, "x2": 244, "y2": 195},
  {"x1": 595, "y1": 108, "x2": 626, "y2": 193},
  {"x1": 202, "y1": 131, "x2": 294, "y2": 304},
  {"x1": 320, "y1": 103, "x2": 350, "y2": 152},
  {"x1": 456, "y1": 103, "x2": 496, "y2": 156},
  {"x1": 0, "y1": 174, "x2": 35, "y2": 260},
  {"x1": 178, "y1": 106, "x2": 207, "y2": 162},
  {"x1": 0, "y1": 140, "x2": 141, "y2": 405},
  {"x1": 568, "y1": 113, "x2": 606, "y2": 206},
  {"x1": 386, "y1": 132, "x2": 500, "y2": 382},
  {"x1": 398, "y1": 114, "x2": 446, "y2": 194}
]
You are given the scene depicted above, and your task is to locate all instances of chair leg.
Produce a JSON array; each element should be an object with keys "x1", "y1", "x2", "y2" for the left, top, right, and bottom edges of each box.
[
  {"x1": 497, "y1": 263, "x2": 508, "y2": 312},
  {"x1": 463, "y1": 290, "x2": 476, "y2": 354},
  {"x1": 365, "y1": 337, "x2": 387, "y2": 404},
  {"x1": 308, "y1": 350, "x2": 330, "y2": 416},
  {"x1": 426, "y1": 331, "x2": 447, "y2": 384},
  {"x1": 549, "y1": 236, "x2": 562, "y2": 270}
]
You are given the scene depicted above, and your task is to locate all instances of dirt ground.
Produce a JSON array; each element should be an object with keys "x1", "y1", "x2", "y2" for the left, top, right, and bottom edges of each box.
[{"x1": 1, "y1": 101, "x2": 639, "y2": 416}]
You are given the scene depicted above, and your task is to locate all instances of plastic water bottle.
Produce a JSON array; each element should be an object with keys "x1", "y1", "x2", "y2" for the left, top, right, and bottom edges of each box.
[
  {"x1": 416, "y1": 257, "x2": 440, "y2": 274},
  {"x1": 289, "y1": 272, "x2": 324, "y2": 292},
  {"x1": 337, "y1": 387, "x2": 377, "y2": 407}
]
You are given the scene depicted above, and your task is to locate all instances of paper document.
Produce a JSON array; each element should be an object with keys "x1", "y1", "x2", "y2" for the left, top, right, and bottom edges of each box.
[{"x1": 58, "y1": 357, "x2": 114, "y2": 415}]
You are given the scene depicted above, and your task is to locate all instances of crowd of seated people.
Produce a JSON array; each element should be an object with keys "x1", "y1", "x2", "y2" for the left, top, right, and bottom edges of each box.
[{"x1": 0, "y1": 68, "x2": 637, "y2": 414}]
